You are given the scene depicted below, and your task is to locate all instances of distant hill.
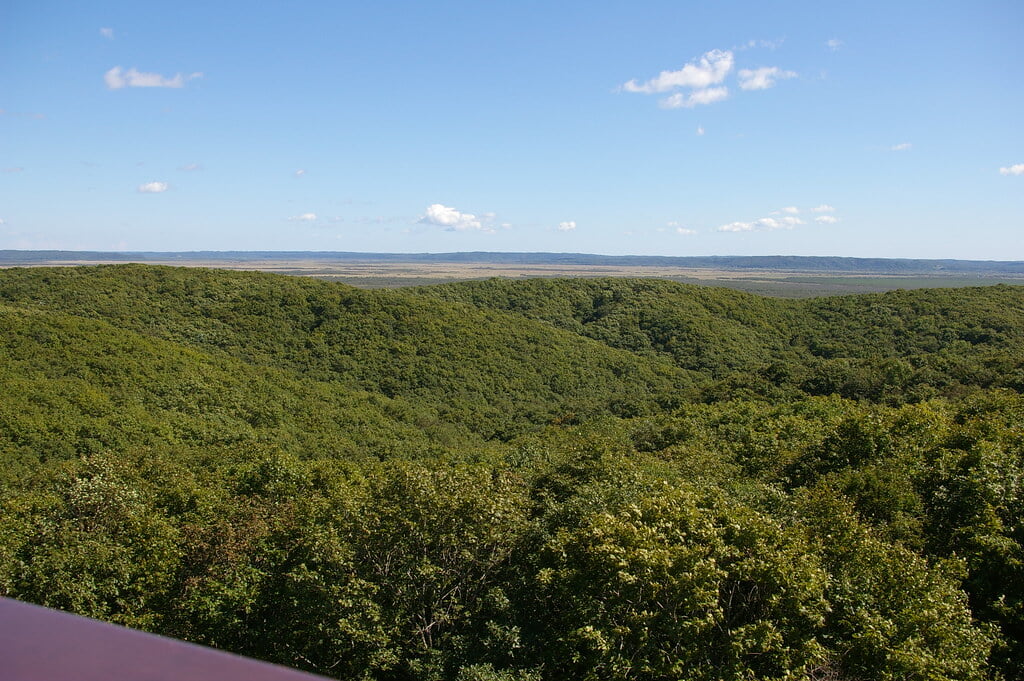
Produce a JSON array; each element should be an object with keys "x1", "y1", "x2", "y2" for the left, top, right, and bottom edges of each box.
[
  {"x1": 1, "y1": 266, "x2": 1021, "y2": 428},
  {"x1": 2, "y1": 250, "x2": 1024, "y2": 275},
  {"x1": 0, "y1": 265, "x2": 688, "y2": 443},
  {"x1": 419, "y1": 277, "x2": 1024, "y2": 399}
]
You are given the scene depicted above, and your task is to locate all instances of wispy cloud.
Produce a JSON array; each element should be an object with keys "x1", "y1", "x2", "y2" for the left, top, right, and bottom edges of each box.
[
  {"x1": 137, "y1": 181, "x2": 168, "y2": 193},
  {"x1": 738, "y1": 67, "x2": 797, "y2": 91},
  {"x1": 557, "y1": 221, "x2": 577, "y2": 232},
  {"x1": 696, "y1": 125, "x2": 705, "y2": 136},
  {"x1": 675, "y1": 226, "x2": 697, "y2": 235},
  {"x1": 294, "y1": 169, "x2": 306, "y2": 177},
  {"x1": 105, "y1": 66, "x2": 203, "y2": 90},
  {"x1": 178, "y1": 163, "x2": 202, "y2": 171},
  {"x1": 999, "y1": 164, "x2": 1024, "y2": 176},
  {"x1": 661, "y1": 87, "x2": 729, "y2": 109},
  {"x1": 288, "y1": 212, "x2": 318, "y2": 222},
  {"x1": 419, "y1": 204, "x2": 492, "y2": 232},
  {"x1": 718, "y1": 221, "x2": 756, "y2": 233},
  {"x1": 718, "y1": 216, "x2": 804, "y2": 232},
  {"x1": 3, "y1": 167, "x2": 24, "y2": 173},
  {"x1": 622, "y1": 49, "x2": 734, "y2": 94},
  {"x1": 622, "y1": 48, "x2": 796, "y2": 110},
  {"x1": 890, "y1": 142, "x2": 912, "y2": 151},
  {"x1": 100, "y1": 27, "x2": 114, "y2": 40},
  {"x1": 827, "y1": 38, "x2": 843, "y2": 51},
  {"x1": 717, "y1": 205, "x2": 841, "y2": 233},
  {"x1": 712, "y1": 201, "x2": 847, "y2": 233},
  {"x1": 742, "y1": 39, "x2": 785, "y2": 51}
]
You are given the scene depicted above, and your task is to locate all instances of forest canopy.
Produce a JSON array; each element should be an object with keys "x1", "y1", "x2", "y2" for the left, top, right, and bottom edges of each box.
[{"x1": 1, "y1": 265, "x2": 1022, "y2": 680}]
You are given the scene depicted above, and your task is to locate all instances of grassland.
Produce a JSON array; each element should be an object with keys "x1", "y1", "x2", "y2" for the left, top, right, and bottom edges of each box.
[{"x1": 3, "y1": 251, "x2": 1023, "y2": 296}]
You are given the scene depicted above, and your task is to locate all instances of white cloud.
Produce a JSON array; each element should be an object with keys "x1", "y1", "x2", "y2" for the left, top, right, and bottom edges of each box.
[
  {"x1": 676, "y1": 227, "x2": 697, "y2": 235},
  {"x1": 100, "y1": 27, "x2": 114, "y2": 39},
  {"x1": 622, "y1": 49, "x2": 734, "y2": 94},
  {"x1": 718, "y1": 215, "x2": 804, "y2": 232},
  {"x1": 105, "y1": 66, "x2": 202, "y2": 90},
  {"x1": 0, "y1": 218, "x2": 5, "y2": 225},
  {"x1": 718, "y1": 205, "x2": 840, "y2": 232},
  {"x1": 622, "y1": 48, "x2": 796, "y2": 110},
  {"x1": 557, "y1": 221, "x2": 577, "y2": 232},
  {"x1": 3, "y1": 167, "x2": 24, "y2": 173},
  {"x1": 999, "y1": 164, "x2": 1024, "y2": 176},
  {"x1": 890, "y1": 142, "x2": 912, "y2": 151},
  {"x1": 743, "y1": 39, "x2": 785, "y2": 51},
  {"x1": 288, "y1": 212, "x2": 317, "y2": 222},
  {"x1": 137, "y1": 181, "x2": 168, "y2": 193},
  {"x1": 178, "y1": 163, "x2": 202, "y2": 171},
  {"x1": 295, "y1": 169, "x2": 306, "y2": 177},
  {"x1": 718, "y1": 221, "x2": 755, "y2": 232},
  {"x1": 737, "y1": 66, "x2": 797, "y2": 91},
  {"x1": 827, "y1": 39, "x2": 843, "y2": 51},
  {"x1": 696, "y1": 125, "x2": 705, "y2": 136},
  {"x1": 418, "y1": 204, "x2": 489, "y2": 232},
  {"x1": 661, "y1": 87, "x2": 729, "y2": 109}
]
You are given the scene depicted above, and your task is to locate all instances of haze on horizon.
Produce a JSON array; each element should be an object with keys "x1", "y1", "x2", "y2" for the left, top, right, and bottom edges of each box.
[{"x1": 1, "y1": 1, "x2": 1021, "y2": 259}]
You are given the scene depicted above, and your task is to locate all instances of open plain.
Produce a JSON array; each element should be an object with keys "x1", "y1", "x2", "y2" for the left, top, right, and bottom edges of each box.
[{"x1": 3, "y1": 251, "x2": 1024, "y2": 296}]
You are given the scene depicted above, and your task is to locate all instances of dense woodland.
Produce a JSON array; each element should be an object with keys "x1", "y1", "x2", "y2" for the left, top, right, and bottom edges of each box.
[{"x1": 1, "y1": 265, "x2": 1022, "y2": 680}]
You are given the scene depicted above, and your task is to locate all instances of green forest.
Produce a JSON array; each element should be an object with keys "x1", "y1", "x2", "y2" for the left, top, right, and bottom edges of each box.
[{"x1": 1, "y1": 265, "x2": 1022, "y2": 680}]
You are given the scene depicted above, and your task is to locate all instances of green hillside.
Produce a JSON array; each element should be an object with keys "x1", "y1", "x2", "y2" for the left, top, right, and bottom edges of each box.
[
  {"x1": 0, "y1": 266, "x2": 690, "y2": 439},
  {"x1": 420, "y1": 278, "x2": 1024, "y2": 400},
  {"x1": 0, "y1": 301, "x2": 477, "y2": 478},
  {"x1": 2, "y1": 266, "x2": 1023, "y2": 680}
]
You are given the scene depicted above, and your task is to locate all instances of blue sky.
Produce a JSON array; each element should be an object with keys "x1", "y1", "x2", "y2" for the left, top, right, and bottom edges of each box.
[{"x1": 2, "y1": 1, "x2": 1022, "y2": 258}]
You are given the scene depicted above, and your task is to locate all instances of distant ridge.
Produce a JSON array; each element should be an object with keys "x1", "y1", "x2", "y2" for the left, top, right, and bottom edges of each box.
[{"x1": 2, "y1": 250, "x2": 1024, "y2": 275}]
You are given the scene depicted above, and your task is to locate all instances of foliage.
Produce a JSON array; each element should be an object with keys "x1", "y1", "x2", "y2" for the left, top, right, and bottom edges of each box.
[{"x1": 2, "y1": 266, "x2": 1023, "y2": 679}]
